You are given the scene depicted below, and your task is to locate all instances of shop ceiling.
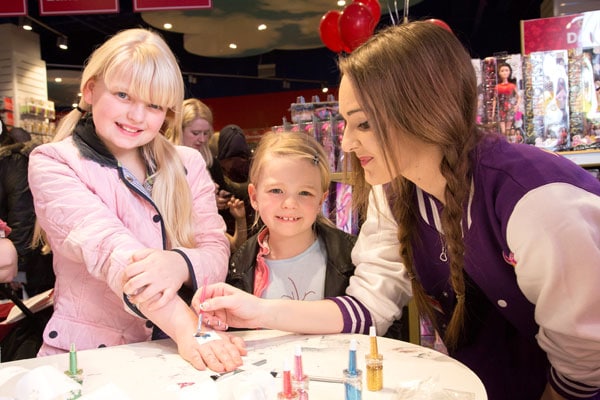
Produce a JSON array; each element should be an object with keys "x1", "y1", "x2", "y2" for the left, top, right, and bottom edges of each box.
[{"x1": 1, "y1": 0, "x2": 544, "y2": 109}]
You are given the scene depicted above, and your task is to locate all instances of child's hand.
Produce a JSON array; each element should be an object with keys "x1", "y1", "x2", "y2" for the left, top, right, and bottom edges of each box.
[
  {"x1": 122, "y1": 249, "x2": 188, "y2": 310},
  {"x1": 178, "y1": 330, "x2": 246, "y2": 372},
  {"x1": 228, "y1": 198, "x2": 246, "y2": 220}
]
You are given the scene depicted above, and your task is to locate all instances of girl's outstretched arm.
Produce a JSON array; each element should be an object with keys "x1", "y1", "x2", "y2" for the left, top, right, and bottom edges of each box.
[{"x1": 192, "y1": 282, "x2": 344, "y2": 334}]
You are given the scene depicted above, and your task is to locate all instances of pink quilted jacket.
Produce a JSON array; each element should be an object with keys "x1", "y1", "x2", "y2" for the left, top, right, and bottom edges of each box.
[{"x1": 28, "y1": 136, "x2": 229, "y2": 355}]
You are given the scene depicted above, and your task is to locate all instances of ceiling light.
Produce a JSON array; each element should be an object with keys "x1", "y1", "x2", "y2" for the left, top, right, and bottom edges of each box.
[
  {"x1": 258, "y1": 24, "x2": 267, "y2": 31},
  {"x1": 163, "y1": 23, "x2": 173, "y2": 29},
  {"x1": 18, "y1": 16, "x2": 69, "y2": 46},
  {"x1": 57, "y1": 36, "x2": 68, "y2": 50},
  {"x1": 337, "y1": 1, "x2": 346, "y2": 6},
  {"x1": 229, "y1": 43, "x2": 237, "y2": 49},
  {"x1": 321, "y1": 83, "x2": 329, "y2": 93},
  {"x1": 20, "y1": 17, "x2": 33, "y2": 31},
  {"x1": 54, "y1": 77, "x2": 62, "y2": 83}
]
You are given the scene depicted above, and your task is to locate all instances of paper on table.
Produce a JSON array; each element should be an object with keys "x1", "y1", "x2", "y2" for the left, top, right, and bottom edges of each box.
[
  {"x1": 172, "y1": 379, "x2": 219, "y2": 400},
  {"x1": 217, "y1": 370, "x2": 277, "y2": 400},
  {"x1": 14, "y1": 365, "x2": 81, "y2": 400},
  {"x1": 0, "y1": 366, "x2": 28, "y2": 386},
  {"x1": 79, "y1": 383, "x2": 133, "y2": 399},
  {"x1": 394, "y1": 377, "x2": 476, "y2": 400}
]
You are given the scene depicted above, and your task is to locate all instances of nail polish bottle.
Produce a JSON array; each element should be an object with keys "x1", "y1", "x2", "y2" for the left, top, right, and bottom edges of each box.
[
  {"x1": 64, "y1": 343, "x2": 83, "y2": 399},
  {"x1": 278, "y1": 359, "x2": 300, "y2": 400},
  {"x1": 292, "y1": 345, "x2": 309, "y2": 399},
  {"x1": 365, "y1": 325, "x2": 383, "y2": 391},
  {"x1": 343, "y1": 339, "x2": 362, "y2": 400}
]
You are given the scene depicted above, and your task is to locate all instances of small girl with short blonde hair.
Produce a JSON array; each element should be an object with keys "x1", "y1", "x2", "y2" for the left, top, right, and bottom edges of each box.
[{"x1": 226, "y1": 131, "x2": 356, "y2": 302}]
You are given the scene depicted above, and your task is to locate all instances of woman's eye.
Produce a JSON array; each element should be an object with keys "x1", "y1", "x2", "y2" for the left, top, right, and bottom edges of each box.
[
  {"x1": 358, "y1": 121, "x2": 370, "y2": 130},
  {"x1": 116, "y1": 92, "x2": 128, "y2": 100},
  {"x1": 148, "y1": 104, "x2": 163, "y2": 111}
]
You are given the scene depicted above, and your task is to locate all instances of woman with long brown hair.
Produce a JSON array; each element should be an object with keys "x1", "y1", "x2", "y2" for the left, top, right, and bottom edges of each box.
[{"x1": 194, "y1": 22, "x2": 600, "y2": 400}]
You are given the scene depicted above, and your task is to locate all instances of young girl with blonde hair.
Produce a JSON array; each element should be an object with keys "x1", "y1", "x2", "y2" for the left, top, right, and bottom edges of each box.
[
  {"x1": 28, "y1": 28, "x2": 245, "y2": 372},
  {"x1": 227, "y1": 131, "x2": 357, "y2": 307}
]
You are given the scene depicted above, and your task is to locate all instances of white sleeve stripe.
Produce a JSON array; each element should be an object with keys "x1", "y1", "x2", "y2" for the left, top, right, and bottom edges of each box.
[
  {"x1": 550, "y1": 367, "x2": 599, "y2": 398},
  {"x1": 338, "y1": 296, "x2": 370, "y2": 333},
  {"x1": 416, "y1": 188, "x2": 429, "y2": 225}
]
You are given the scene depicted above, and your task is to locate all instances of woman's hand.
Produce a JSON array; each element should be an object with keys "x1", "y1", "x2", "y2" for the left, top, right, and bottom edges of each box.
[
  {"x1": 192, "y1": 282, "x2": 265, "y2": 330},
  {"x1": 123, "y1": 249, "x2": 188, "y2": 310},
  {"x1": 177, "y1": 330, "x2": 247, "y2": 372}
]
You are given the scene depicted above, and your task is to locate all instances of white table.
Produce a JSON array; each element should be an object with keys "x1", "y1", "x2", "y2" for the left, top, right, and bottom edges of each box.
[{"x1": 0, "y1": 330, "x2": 487, "y2": 399}]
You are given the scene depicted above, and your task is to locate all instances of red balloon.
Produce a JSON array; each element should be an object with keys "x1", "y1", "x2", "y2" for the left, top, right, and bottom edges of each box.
[
  {"x1": 319, "y1": 10, "x2": 345, "y2": 53},
  {"x1": 339, "y1": 2, "x2": 375, "y2": 52},
  {"x1": 354, "y1": 0, "x2": 381, "y2": 29},
  {"x1": 427, "y1": 18, "x2": 452, "y2": 33}
]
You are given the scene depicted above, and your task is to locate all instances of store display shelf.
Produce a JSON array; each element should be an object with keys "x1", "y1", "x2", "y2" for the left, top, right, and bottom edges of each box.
[{"x1": 558, "y1": 150, "x2": 600, "y2": 168}]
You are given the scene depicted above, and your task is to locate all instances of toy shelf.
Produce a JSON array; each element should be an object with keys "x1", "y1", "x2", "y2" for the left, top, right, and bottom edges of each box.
[{"x1": 558, "y1": 150, "x2": 600, "y2": 168}]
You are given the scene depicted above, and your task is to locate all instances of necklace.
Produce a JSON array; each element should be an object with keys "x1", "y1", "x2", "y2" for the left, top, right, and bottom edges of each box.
[{"x1": 439, "y1": 234, "x2": 448, "y2": 262}]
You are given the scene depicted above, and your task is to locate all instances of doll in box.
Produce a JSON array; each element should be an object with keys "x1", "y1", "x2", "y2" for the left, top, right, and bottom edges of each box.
[{"x1": 492, "y1": 62, "x2": 522, "y2": 139}]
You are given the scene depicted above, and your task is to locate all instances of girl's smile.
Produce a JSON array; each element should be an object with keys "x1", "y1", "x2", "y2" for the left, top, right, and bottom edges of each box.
[
  {"x1": 248, "y1": 155, "x2": 326, "y2": 256},
  {"x1": 83, "y1": 77, "x2": 167, "y2": 163}
]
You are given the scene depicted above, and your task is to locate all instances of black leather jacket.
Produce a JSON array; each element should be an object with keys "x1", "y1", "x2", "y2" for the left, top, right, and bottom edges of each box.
[
  {"x1": 227, "y1": 220, "x2": 357, "y2": 297},
  {"x1": 0, "y1": 142, "x2": 54, "y2": 295},
  {"x1": 0, "y1": 143, "x2": 36, "y2": 270}
]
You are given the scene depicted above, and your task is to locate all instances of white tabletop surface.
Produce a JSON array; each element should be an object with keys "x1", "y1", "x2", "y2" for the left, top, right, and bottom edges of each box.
[{"x1": 0, "y1": 329, "x2": 487, "y2": 400}]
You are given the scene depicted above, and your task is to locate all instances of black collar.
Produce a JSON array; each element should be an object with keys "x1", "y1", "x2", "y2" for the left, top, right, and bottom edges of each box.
[{"x1": 73, "y1": 114, "x2": 118, "y2": 168}]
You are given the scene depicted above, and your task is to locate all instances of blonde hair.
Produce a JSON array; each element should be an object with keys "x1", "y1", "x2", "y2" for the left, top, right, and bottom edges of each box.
[
  {"x1": 179, "y1": 98, "x2": 215, "y2": 168},
  {"x1": 339, "y1": 21, "x2": 483, "y2": 350},
  {"x1": 249, "y1": 131, "x2": 333, "y2": 227},
  {"x1": 40, "y1": 28, "x2": 196, "y2": 248}
]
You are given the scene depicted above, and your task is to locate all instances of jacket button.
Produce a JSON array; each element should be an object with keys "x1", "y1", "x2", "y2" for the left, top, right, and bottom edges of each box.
[
  {"x1": 497, "y1": 299, "x2": 508, "y2": 308},
  {"x1": 153, "y1": 215, "x2": 161, "y2": 222},
  {"x1": 146, "y1": 320, "x2": 154, "y2": 328},
  {"x1": 48, "y1": 330, "x2": 58, "y2": 338}
]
